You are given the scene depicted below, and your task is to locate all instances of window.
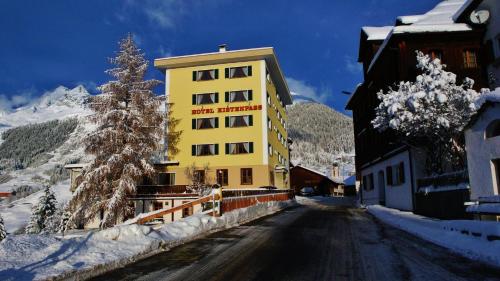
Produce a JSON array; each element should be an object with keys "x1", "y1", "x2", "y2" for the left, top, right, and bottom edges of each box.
[
  {"x1": 158, "y1": 173, "x2": 175, "y2": 186},
  {"x1": 463, "y1": 49, "x2": 478, "y2": 69},
  {"x1": 362, "y1": 173, "x2": 374, "y2": 191},
  {"x1": 194, "y1": 170, "x2": 205, "y2": 183},
  {"x1": 267, "y1": 92, "x2": 271, "y2": 105},
  {"x1": 268, "y1": 144, "x2": 273, "y2": 156},
  {"x1": 493, "y1": 159, "x2": 500, "y2": 195},
  {"x1": 192, "y1": 117, "x2": 219, "y2": 130},
  {"x1": 427, "y1": 49, "x2": 443, "y2": 61},
  {"x1": 182, "y1": 201, "x2": 193, "y2": 218},
  {"x1": 225, "y1": 115, "x2": 253, "y2": 128},
  {"x1": 192, "y1": 144, "x2": 219, "y2": 156},
  {"x1": 387, "y1": 162, "x2": 405, "y2": 186},
  {"x1": 225, "y1": 66, "x2": 252, "y2": 78},
  {"x1": 241, "y1": 168, "x2": 253, "y2": 185},
  {"x1": 226, "y1": 142, "x2": 254, "y2": 154},
  {"x1": 192, "y1": 93, "x2": 218, "y2": 105},
  {"x1": 193, "y1": 69, "x2": 219, "y2": 81},
  {"x1": 266, "y1": 67, "x2": 271, "y2": 83},
  {"x1": 486, "y1": 120, "x2": 500, "y2": 138},
  {"x1": 268, "y1": 118, "x2": 272, "y2": 130},
  {"x1": 216, "y1": 169, "x2": 228, "y2": 186},
  {"x1": 386, "y1": 166, "x2": 393, "y2": 185},
  {"x1": 225, "y1": 90, "x2": 253, "y2": 102},
  {"x1": 153, "y1": 201, "x2": 163, "y2": 211}
]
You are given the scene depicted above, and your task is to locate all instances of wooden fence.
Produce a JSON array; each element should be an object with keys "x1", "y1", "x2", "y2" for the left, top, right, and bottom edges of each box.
[{"x1": 221, "y1": 190, "x2": 294, "y2": 213}]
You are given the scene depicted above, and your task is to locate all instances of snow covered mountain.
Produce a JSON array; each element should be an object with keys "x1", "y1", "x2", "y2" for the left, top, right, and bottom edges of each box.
[
  {"x1": 287, "y1": 102, "x2": 355, "y2": 178},
  {"x1": 0, "y1": 85, "x2": 95, "y2": 233},
  {"x1": 0, "y1": 85, "x2": 92, "y2": 135}
]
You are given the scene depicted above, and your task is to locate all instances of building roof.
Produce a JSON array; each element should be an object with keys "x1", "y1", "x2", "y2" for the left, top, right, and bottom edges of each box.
[
  {"x1": 366, "y1": 0, "x2": 472, "y2": 73},
  {"x1": 154, "y1": 47, "x2": 293, "y2": 105},
  {"x1": 291, "y1": 165, "x2": 342, "y2": 184},
  {"x1": 361, "y1": 26, "x2": 393, "y2": 41}
]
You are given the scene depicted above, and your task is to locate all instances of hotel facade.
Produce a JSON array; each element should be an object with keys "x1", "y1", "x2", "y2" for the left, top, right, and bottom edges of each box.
[{"x1": 153, "y1": 45, "x2": 292, "y2": 190}]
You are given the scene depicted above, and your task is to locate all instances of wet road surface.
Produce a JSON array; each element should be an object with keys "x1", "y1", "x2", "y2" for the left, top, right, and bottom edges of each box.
[{"x1": 91, "y1": 199, "x2": 500, "y2": 281}]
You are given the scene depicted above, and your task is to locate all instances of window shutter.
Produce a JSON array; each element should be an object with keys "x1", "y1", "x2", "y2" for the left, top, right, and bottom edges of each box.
[
  {"x1": 215, "y1": 117, "x2": 219, "y2": 128},
  {"x1": 248, "y1": 115, "x2": 253, "y2": 126},
  {"x1": 247, "y1": 66, "x2": 252, "y2": 76},
  {"x1": 192, "y1": 119, "x2": 196, "y2": 129},
  {"x1": 215, "y1": 144, "x2": 219, "y2": 155},
  {"x1": 225, "y1": 116, "x2": 229, "y2": 127},
  {"x1": 248, "y1": 90, "x2": 253, "y2": 101},
  {"x1": 225, "y1": 92, "x2": 229, "y2": 102},
  {"x1": 249, "y1": 142, "x2": 254, "y2": 153},
  {"x1": 225, "y1": 143, "x2": 229, "y2": 154},
  {"x1": 192, "y1": 71, "x2": 197, "y2": 81},
  {"x1": 214, "y1": 92, "x2": 219, "y2": 103},
  {"x1": 192, "y1": 94, "x2": 197, "y2": 105},
  {"x1": 192, "y1": 145, "x2": 196, "y2": 156},
  {"x1": 214, "y1": 69, "x2": 219, "y2": 79},
  {"x1": 225, "y1": 68, "x2": 229, "y2": 78},
  {"x1": 386, "y1": 166, "x2": 393, "y2": 185},
  {"x1": 399, "y1": 162, "x2": 405, "y2": 183}
]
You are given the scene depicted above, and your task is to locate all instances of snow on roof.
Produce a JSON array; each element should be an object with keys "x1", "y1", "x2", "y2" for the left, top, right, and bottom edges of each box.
[
  {"x1": 361, "y1": 26, "x2": 393, "y2": 41},
  {"x1": 397, "y1": 15, "x2": 425, "y2": 25},
  {"x1": 293, "y1": 165, "x2": 342, "y2": 184},
  {"x1": 367, "y1": 0, "x2": 471, "y2": 73},
  {"x1": 475, "y1": 87, "x2": 500, "y2": 109}
]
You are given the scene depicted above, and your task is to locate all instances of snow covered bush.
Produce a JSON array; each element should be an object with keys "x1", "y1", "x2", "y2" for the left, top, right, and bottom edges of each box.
[
  {"x1": 372, "y1": 51, "x2": 484, "y2": 174},
  {"x1": 26, "y1": 185, "x2": 58, "y2": 234},
  {"x1": 66, "y1": 34, "x2": 164, "y2": 228},
  {"x1": 0, "y1": 213, "x2": 6, "y2": 241}
]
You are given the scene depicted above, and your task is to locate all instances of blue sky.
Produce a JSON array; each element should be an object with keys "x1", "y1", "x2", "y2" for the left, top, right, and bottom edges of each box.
[{"x1": 0, "y1": 0, "x2": 441, "y2": 114}]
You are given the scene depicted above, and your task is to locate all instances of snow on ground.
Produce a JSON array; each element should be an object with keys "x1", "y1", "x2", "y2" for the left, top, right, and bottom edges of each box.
[
  {"x1": 296, "y1": 195, "x2": 356, "y2": 207},
  {"x1": 0, "y1": 180, "x2": 72, "y2": 234},
  {"x1": 367, "y1": 205, "x2": 500, "y2": 268},
  {"x1": 0, "y1": 200, "x2": 295, "y2": 281}
]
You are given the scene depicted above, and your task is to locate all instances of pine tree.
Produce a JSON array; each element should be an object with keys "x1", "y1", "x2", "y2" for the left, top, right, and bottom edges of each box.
[
  {"x1": 372, "y1": 51, "x2": 484, "y2": 174},
  {"x1": 26, "y1": 185, "x2": 57, "y2": 234},
  {"x1": 59, "y1": 210, "x2": 71, "y2": 234},
  {"x1": 67, "y1": 34, "x2": 164, "y2": 228},
  {"x1": 0, "y1": 213, "x2": 6, "y2": 242}
]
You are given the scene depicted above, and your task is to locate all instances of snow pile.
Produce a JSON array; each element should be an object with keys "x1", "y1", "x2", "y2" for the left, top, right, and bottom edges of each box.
[
  {"x1": 0, "y1": 200, "x2": 294, "y2": 280},
  {"x1": 367, "y1": 205, "x2": 500, "y2": 268},
  {"x1": 475, "y1": 87, "x2": 500, "y2": 109}
]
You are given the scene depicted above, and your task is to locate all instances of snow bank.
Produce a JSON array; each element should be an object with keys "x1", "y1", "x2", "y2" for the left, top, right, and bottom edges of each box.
[
  {"x1": 0, "y1": 200, "x2": 295, "y2": 281},
  {"x1": 367, "y1": 205, "x2": 500, "y2": 268},
  {"x1": 475, "y1": 87, "x2": 500, "y2": 109}
]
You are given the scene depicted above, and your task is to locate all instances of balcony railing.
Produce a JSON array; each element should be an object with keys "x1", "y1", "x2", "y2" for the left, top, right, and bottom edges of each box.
[{"x1": 135, "y1": 185, "x2": 190, "y2": 196}]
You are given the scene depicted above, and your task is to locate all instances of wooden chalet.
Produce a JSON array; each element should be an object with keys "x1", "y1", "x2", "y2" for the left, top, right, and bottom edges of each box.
[{"x1": 290, "y1": 165, "x2": 344, "y2": 196}]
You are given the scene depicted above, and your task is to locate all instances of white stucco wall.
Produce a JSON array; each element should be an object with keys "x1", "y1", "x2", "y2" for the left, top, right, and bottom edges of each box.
[
  {"x1": 478, "y1": 0, "x2": 500, "y2": 86},
  {"x1": 361, "y1": 150, "x2": 414, "y2": 211},
  {"x1": 465, "y1": 104, "x2": 500, "y2": 199}
]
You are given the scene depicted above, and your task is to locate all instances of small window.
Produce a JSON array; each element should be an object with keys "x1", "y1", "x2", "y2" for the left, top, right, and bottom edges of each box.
[
  {"x1": 158, "y1": 173, "x2": 175, "y2": 186},
  {"x1": 268, "y1": 144, "x2": 273, "y2": 156},
  {"x1": 192, "y1": 144, "x2": 219, "y2": 156},
  {"x1": 362, "y1": 174, "x2": 374, "y2": 191},
  {"x1": 386, "y1": 166, "x2": 393, "y2": 185},
  {"x1": 225, "y1": 66, "x2": 252, "y2": 78},
  {"x1": 225, "y1": 115, "x2": 253, "y2": 128},
  {"x1": 193, "y1": 170, "x2": 205, "y2": 183},
  {"x1": 486, "y1": 120, "x2": 500, "y2": 138},
  {"x1": 463, "y1": 49, "x2": 478, "y2": 69},
  {"x1": 153, "y1": 201, "x2": 163, "y2": 211},
  {"x1": 241, "y1": 168, "x2": 253, "y2": 185},
  {"x1": 193, "y1": 69, "x2": 219, "y2": 81},
  {"x1": 225, "y1": 90, "x2": 253, "y2": 102},
  {"x1": 216, "y1": 169, "x2": 228, "y2": 186},
  {"x1": 266, "y1": 67, "x2": 271, "y2": 82},
  {"x1": 226, "y1": 142, "x2": 254, "y2": 154},
  {"x1": 268, "y1": 118, "x2": 272, "y2": 130},
  {"x1": 267, "y1": 92, "x2": 271, "y2": 105},
  {"x1": 192, "y1": 117, "x2": 219, "y2": 130},
  {"x1": 192, "y1": 93, "x2": 218, "y2": 105},
  {"x1": 428, "y1": 49, "x2": 443, "y2": 61},
  {"x1": 389, "y1": 162, "x2": 405, "y2": 186}
]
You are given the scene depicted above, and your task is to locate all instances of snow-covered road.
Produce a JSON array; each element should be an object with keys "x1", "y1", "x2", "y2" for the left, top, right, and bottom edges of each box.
[{"x1": 91, "y1": 197, "x2": 500, "y2": 281}]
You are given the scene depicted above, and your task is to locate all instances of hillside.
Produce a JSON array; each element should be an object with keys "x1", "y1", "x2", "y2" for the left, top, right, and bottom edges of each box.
[{"x1": 287, "y1": 102, "x2": 355, "y2": 177}]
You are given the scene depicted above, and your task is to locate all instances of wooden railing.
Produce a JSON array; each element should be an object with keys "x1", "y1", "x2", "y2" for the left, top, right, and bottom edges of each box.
[
  {"x1": 222, "y1": 188, "x2": 293, "y2": 198},
  {"x1": 135, "y1": 185, "x2": 190, "y2": 195},
  {"x1": 221, "y1": 190, "x2": 293, "y2": 213},
  {"x1": 137, "y1": 194, "x2": 220, "y2": 225}
]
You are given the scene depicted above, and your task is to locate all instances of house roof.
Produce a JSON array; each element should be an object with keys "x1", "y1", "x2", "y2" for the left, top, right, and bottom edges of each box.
[
  {"x1": 154, "y1": 47, "x2": 292, "y2": 105},
  {"x1": 291, "y1": 165, "x2": 343, "y2": 184},
  {"x1": 366, "y1": 0, "x2": 472, "y2": 73}
]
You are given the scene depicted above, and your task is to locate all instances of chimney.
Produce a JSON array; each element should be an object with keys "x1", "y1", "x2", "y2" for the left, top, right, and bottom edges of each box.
[{"x1": 219, "y1": 44, "x2": 227, "y2": 53}]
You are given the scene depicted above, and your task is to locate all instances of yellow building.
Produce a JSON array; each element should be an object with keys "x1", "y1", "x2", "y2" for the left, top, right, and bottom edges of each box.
[{"x1": 154, "y1": 45, "x2": 292, "y2": 190}]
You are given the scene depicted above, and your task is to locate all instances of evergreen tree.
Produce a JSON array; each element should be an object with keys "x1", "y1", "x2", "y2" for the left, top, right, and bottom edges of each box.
[
  {"x1": 0, "y1": 213, "x2": 6, "y2": 242},
  {"x1": 26, "y1": 185, "x2": 57, "y2": 234},
  {"x1": 67, "y1": 34, "x2": 164, "y2": 228},
  {"x1": 372, "y1": 51, "x2": 484, "y2": 174}
]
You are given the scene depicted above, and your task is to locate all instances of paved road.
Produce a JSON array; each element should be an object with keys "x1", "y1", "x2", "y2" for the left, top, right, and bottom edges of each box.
[{"x1": 91, "y1": 199, "x2": 500, "y2": 281}]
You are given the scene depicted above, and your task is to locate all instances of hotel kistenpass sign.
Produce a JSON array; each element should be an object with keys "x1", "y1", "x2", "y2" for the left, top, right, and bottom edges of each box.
[{"x1": 192, "y1": 104, "x2": 262, "y2": 115}]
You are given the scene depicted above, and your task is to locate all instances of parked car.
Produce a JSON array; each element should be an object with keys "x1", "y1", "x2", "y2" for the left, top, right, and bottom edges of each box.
[{"x1": 300, "y1": 187, "x2": 315, "y2": 196}]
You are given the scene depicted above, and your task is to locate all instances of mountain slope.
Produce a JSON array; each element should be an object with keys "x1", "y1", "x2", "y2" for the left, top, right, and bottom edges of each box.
[{"x1": 287, "y1": 102, "x2": 355, "y2": 177}]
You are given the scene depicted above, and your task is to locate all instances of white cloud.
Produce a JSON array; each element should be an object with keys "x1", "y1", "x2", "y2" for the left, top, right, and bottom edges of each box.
[
  {"x1": 158, "y1": 45, "x2": 172, "y2": 58},
  {"x1": 286, "y1": 77, "x2": 329, "y2": 103},
  {"x1": 344, "y1": 55, "x2": 362, "y2": 74},
  {"x1": 121, "y1": 0, "x2": 186, "y2": 29},
  {"x1": 0, "y1": 88, "x2": 36, "y2": 112}
]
